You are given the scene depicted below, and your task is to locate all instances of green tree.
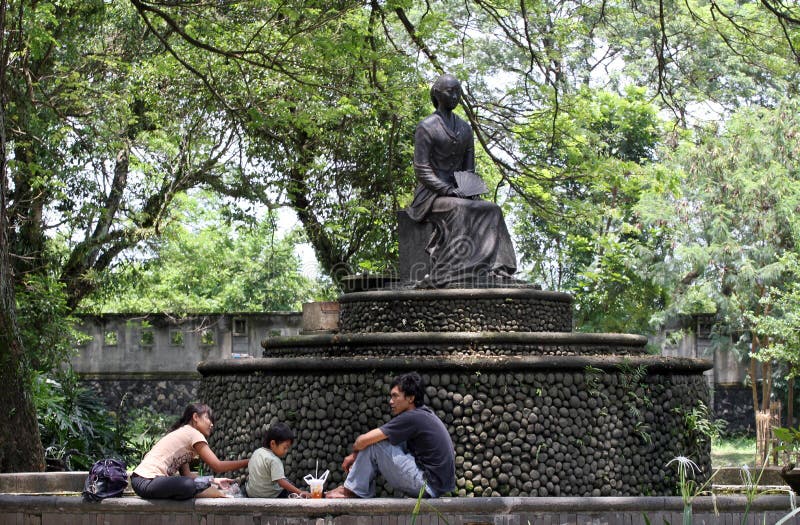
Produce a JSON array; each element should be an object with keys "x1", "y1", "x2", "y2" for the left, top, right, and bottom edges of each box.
[
  {"x1": 4, "y1": 0, "x2": 244, "y2": 306},
  {"x1": 643, "y1": 98, "x2": 800, "y2": 419},
  {"x1": 514, "y1": 87, "x2": 671, "y2": 333},
  {"x1": 0, "y1": 0, "x2": 246, "y2": 470},
  {"x1": 125, "y1": 0, "x2": 800, "y2": 290},
  {"x1": 83, "y1": 193, "x2": 331, "y2": 313},
  {"x1": 129, "y1": 0, "x2": 427, "y2": 282},
  {"x1": 383, "y1": 0, "x2": 799, "y2": 202},
  {"x1": 382, "y1": 0, "x2": 798, "y2": 338},
  {"x1": 748, "y1": 253, "x2": 800, "y2": 427},
  {"x1": 0, "y1": 0, "x2": 46, "y2": 473},
  {"x1": 610, "y1": 0, "x2": 800, "y2": 123}
]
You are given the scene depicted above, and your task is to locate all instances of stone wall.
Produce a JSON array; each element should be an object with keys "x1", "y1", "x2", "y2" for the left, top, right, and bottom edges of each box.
[
  {"x1": 714, "y1": 384, "x2": 757, "y2": 436},
  {"x1": 73, "y1": 313, "x2": 303, "y2": 374},
  {"x1": 72, "y1": 312, "x2": 302, "y2": 416},
  {"x1": 199, "y1": 358, "x2": 712, "y2": 498},
  {"x1": 81, "y1": 377, "x2": 200, "y2": 416}
]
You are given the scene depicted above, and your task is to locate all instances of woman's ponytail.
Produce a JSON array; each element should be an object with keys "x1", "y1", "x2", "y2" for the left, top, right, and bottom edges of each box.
[{"x1": 169, "y1": 403, "x2": 213, "y2": 432}]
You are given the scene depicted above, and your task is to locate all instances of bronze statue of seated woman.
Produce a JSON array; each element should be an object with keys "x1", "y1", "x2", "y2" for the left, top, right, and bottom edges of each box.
[{"x1": 406, "y1": 74, "x2": 517, "y2": 286}]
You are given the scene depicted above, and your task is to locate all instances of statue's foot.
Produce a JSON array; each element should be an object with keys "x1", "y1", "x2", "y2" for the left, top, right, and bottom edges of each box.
[{"x1": 413, "y1": 274, "x2": 439, "y2": 289}]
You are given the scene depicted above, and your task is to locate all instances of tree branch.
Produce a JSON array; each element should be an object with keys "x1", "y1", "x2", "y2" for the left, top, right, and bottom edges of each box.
[
  {"x1": 760, "y1": 0, "x2": 800, "y2": 26},
  {"x1": 393, "y1": 7, "x2": 442, "y2": 71}
]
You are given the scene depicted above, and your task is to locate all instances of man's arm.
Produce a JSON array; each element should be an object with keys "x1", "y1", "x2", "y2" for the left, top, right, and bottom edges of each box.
[
  {"x1": 342, "y1": 428, "x2": 387, "y2": 473},
  {"x1": 354, "y1": 428, "x2": 387, "y2": 451}
]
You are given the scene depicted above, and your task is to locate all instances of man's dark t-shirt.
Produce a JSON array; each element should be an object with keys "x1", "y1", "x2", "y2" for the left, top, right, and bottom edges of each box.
[{"x1": 379, "y1": 405, "x2": 455, "y2": 497}]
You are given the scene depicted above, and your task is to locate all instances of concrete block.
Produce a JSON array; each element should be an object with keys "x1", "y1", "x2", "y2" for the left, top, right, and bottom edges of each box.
[
  {"x1": 0, "y1": 472, "x2": 87, "y2": 494},
  {"x1": 302, "y1": 302, "x2": 340, "y2": 333},
  {"x1": 397, "y1": 210, "x2": 432, "y2": 283}
]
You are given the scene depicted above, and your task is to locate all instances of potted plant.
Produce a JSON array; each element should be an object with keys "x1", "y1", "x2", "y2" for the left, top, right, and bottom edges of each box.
[{"x1": 774, "y1": 425, "x2": 800, "y2": 493}]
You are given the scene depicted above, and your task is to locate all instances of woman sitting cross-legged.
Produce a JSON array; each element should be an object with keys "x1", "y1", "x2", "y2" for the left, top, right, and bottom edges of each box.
[{"x1": 131, "y1": 403, "x2": 249, "y2": 499}]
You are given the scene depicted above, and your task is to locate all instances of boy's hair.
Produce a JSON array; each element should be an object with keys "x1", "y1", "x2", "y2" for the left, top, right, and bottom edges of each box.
[
  {"x1": 390, "y1": 372, "x2": 425, "y2": 407},
  {"x1": 264, "y1": 422, "x2": 295, "y2": 447}
]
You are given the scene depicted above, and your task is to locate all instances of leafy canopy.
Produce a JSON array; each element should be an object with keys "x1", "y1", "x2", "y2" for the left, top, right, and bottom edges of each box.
[{"x1": 82, "y1": 193, "x2": 333, "y2": 314}]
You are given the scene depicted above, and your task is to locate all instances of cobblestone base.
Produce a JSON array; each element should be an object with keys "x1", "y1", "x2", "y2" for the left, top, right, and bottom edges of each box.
[
  {"x1": 201, "y1": 367, "x2": 711, "y2": 497},
  {"x1": 338, "y1": 289, "x2": 573, "y2": 333}
]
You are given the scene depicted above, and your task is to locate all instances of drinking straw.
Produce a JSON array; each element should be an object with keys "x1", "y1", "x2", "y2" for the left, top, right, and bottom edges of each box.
[{"x1": 316, "y1": 460, "x2": 318, "y2": 479}]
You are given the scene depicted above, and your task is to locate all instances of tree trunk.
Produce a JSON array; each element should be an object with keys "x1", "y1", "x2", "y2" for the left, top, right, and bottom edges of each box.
[
  {"x1": 0, "y1": 311, "x2": 45, "y2": 472},
  {"x1": 0, "y1": 186, "x2": 44, "y2": 472},
  {"x1": 789, "y1": 376, "x2": 796, "y2": 429},
  {"x1": 749, "y1": 351, "x2": 759, "y2": 421},
  {"x1": 762, "y1": 359, "x2": 772, "y2": 412},
  {"x1": 0, "y1": 0, "x2": 45, "y2": 472},
  {"x1": 285, "y1": 135, "x2": 352, "y2": 285}
]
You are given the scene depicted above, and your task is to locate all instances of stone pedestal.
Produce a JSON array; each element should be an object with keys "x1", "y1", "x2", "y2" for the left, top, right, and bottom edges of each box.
[
  {"x1": 397, "y1": 210, "x2": 432, "y2": 283},
  {"x1": 201, "y1": 286, "x2": 714, "y2": 497}
]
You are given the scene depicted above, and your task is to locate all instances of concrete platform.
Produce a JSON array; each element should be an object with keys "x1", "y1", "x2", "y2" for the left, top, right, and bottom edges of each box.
[
  {"x1": 0, "y1": 471, "x2": 88, "y2": 494},
  {"x1": 713, "y1": 466, "x2": 787, "y2": 486},
  {"x1": 2, "y1": 472, "x2": 798, "y2": 524},
  {"x1": 1, "y1": 493, "x2": 798, "y2": 524}
]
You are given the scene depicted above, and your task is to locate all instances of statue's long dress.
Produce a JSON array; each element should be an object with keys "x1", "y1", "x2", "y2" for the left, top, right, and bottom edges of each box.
[{"x1": 407, "y1": 112, "x2": 517, "y2": 283}]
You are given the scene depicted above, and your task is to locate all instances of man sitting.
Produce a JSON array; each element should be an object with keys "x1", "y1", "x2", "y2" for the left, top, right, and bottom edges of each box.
[{"x1": 326, "y1": 372, "x2": 456, "y2": 498}]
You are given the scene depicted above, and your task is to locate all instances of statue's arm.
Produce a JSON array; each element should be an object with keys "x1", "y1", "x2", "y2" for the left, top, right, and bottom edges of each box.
[
  {"x1": 413, "y1": 126, "x2": 455, "y2": 195},
  {"x1": 462, "y1": 127, "x2": 475, "y2": 172}
]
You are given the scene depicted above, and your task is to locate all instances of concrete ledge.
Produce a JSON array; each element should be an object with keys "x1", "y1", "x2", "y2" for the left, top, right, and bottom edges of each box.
[
  {"x1": 339, "y1": 288, "x2": 572, "y2": 303},
  {"x1": 263, "y1": 331, "x2": 648, "y2": 348},
  {"x1": 76, "y1": 371, "x2": 201, "y2": 381},
  {"x1": 199, "y1": 354, "x2": 712, "y2": 375},
  {"x1": 714, "y1": 466, "x2": 787, "y2": 486},
  {"x1": 0, "y1": 494, "x2": 796, "y2": 520},
  {"x1": 0, "y1": 472, "x2": 88, "y2": 494}
]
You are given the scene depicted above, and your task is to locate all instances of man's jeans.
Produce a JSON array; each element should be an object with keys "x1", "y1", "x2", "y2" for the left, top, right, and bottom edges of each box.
[{"x1": 343, "y1": 441, "x2": 435, "y2": 498}]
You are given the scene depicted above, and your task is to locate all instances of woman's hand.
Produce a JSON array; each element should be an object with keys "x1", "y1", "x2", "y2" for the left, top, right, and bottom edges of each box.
[
  {"x1": 447, "y1": 187, "x2": 466, "y2": 199},
  {"x1": 212, "y1": 477, "x2": 234, "y2": 489}
]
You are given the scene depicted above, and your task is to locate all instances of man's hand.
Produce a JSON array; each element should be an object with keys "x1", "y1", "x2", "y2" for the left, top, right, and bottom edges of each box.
[
  {"x1": 343, "y1": 428, "x2": 385, "y2": 473},
  {"x1": 342, "y1": 453, "x2": 357, "y2": 473}
]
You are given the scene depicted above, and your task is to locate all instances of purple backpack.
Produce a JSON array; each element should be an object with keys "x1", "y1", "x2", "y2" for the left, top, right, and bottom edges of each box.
[{"x1": 82, "y1": 458, "x2": 129, "y2": 502}]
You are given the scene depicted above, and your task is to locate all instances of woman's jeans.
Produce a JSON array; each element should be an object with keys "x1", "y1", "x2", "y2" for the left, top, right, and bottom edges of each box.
[{"x1": 131, "y1": 474, "x2": 208, "y2": 500}]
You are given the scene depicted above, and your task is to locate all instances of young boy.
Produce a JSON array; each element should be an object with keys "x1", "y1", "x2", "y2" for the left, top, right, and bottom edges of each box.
[{"x1": 245, "y1": 422, "x2": 309, "y2": 498}]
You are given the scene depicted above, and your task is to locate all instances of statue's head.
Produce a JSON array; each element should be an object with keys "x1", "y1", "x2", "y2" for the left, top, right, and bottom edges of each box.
[{"x1": 430, "y1": 74, "x2": 462, "y2": 109}]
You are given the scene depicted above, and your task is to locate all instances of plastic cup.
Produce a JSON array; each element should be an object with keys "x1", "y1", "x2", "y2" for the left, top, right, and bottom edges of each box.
[{"x1": 308, "y1": 479, "x2": 323, "y2": 498}]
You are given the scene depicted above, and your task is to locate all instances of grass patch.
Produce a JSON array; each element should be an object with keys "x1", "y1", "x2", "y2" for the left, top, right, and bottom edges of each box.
[{"x1": 712, "y1": 435, "x2": 756, "y2": 468}]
